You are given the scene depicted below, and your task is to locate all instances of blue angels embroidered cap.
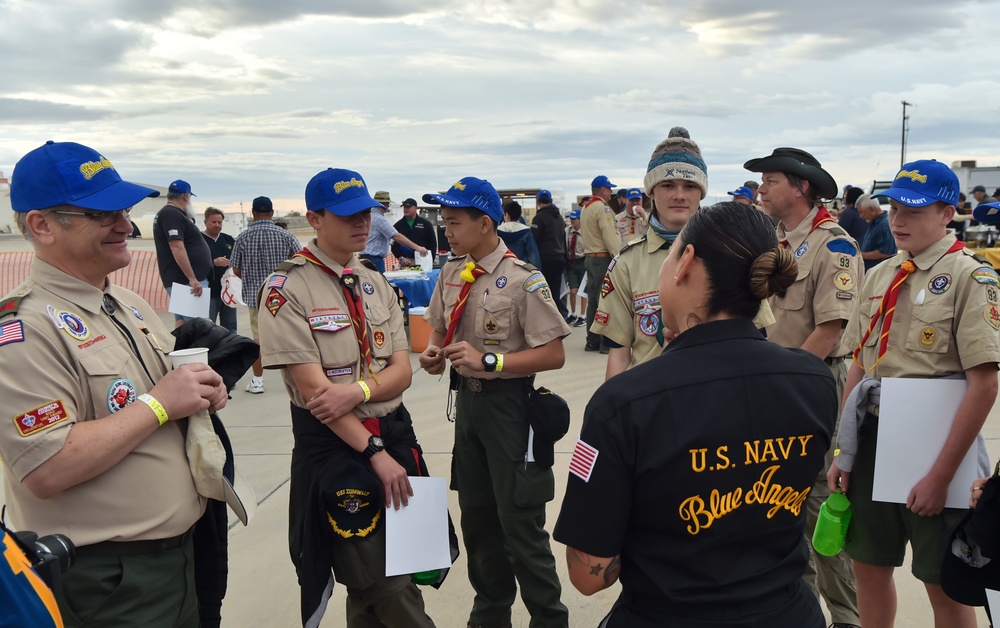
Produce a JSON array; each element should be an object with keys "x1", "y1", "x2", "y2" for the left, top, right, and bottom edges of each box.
[
  {"x1": 591, "y1": 175, "x2": 616, "y2": 189},
  {"x1": 305, "y1": 168, "x2": 383, "y2": 217},
  {"x1": 728, "y1": 186, "x2": 754, "y2": 200},
  {"x1": 973, "y1": 201, "x2": 1000, "y2": 225},
  {"x1": 422, "y1": 177, "x2": 503, "y2": 224},
  {"x1": 627, "y1": 188, "x2": 643, "y2": 200},
  {"x1": 168, "y1": 179, "x2": 195, "y2": 196},
  {"x1": 11, "y1": 141, "x2": 159, "y2": 213},
  {"x1": 874, "y1": 159, "x2": 960, "y2": 207},
  {"x1": 537, "y1": 189, "x2": 553, "y2": 201}
]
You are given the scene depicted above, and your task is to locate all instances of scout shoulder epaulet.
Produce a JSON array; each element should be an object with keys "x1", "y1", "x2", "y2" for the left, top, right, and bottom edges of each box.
[
  {"x1": 820, "y1": 222, "x2": 849, "y2": 238},
  {"x1": 275, "y1": 257, "x2": 307, "y2": 273},
  {"x1": 358, "y1": 258, "x2": 378, "y2": 272},
  {"x1": 620, "y1": 234, "x2": 647, "y2": 254},
  {"x1": 967, "y1": 249, "x2": 990, "y2": 265},
  {"x1": 511, "y1": 258, "x2": 539, "y2": 273},
  {"x1": 445, "y1": 254, "x2": 468, "y2": 265},
  {"x1": 0, "y1": 286, "x2": 31, "y2": 320}
]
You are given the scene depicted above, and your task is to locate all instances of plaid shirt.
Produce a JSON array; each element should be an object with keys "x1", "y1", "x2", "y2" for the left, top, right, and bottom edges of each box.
[{"x1": 230, "y1": 220, "x2": 302, "y2": 306}]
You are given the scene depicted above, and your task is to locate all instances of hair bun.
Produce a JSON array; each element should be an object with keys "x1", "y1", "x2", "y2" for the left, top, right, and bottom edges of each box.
[{"x1": 748, "y1": 247, "x2": 798, "y2": 299}]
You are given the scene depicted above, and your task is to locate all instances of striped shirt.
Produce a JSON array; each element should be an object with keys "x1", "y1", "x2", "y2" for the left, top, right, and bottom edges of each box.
[{"x1": 230, "y1": 220, "x2": 302, "y2": 306}]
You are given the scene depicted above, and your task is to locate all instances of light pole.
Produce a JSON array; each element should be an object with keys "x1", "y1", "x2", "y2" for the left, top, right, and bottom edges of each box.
[{"x1": 900, "y1": 101, "x2": 912, "y2": 167}]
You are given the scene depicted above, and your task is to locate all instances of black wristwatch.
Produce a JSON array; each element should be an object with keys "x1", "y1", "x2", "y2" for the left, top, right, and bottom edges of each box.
[
  {"x1": 482, "y1": 352, "x2": 499, "y2": 372},
  {"x1": 362, "y1": 435, "x2": 385, "y2": 459}
]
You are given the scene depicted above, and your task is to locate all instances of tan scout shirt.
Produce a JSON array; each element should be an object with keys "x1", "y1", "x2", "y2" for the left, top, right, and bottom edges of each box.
[
  {"x1": 425, "y1": 239, "x2": 571, "y2": 379},
  {"x1": 616, "y1": 212, "x2": 649, "y2": 249},
  {"x1": 0, "y1": 259, "x2": 203, "y2": 545},
  {"x1": 844, "y1": 233, "x2": 1000, "y2": 379},
  {"x1": 591, "y1": 232, "x2": 671, "y2": 369},
  {"x1": 566, "y1": 225, "x2": 585, "y2": 260},
  {"x1": 258, "y1": 240, "x2": 407, "y2": 418},
  {"x1": 581, "y1": 198, "x2": 621, "y2": 255},
  {"x1": 767, "y1": 206, "x2": 863, "y2": 354}
]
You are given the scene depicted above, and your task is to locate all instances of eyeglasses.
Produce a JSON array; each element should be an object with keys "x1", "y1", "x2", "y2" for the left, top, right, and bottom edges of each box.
[{"x1": 52, "y1": 207, "x2": 132, "y2": 227}]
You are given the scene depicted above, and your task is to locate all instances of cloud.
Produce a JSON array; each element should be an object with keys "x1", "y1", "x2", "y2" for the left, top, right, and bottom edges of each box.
[{"x1": 0, "y1": 98, "x2": 113, "y2": 122}]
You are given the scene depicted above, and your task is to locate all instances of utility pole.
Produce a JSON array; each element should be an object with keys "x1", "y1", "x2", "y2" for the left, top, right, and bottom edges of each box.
[{"x1": 900, "y1": 101, "x2": 912, "y2": 167}]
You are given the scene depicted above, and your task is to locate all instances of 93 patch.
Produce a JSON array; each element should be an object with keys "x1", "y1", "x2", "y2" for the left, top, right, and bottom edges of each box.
[
  {"x1": 14, "y1": 400, "x2": 69, "y2": 437},
  {"x1": 265, "y1": 288, "x2": 287, "y2": 317}
]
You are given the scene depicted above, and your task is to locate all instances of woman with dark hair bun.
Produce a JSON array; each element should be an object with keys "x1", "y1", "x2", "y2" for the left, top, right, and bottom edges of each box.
[{"x1": 555, "y1": 202, "x2": 838, "y2": 627}]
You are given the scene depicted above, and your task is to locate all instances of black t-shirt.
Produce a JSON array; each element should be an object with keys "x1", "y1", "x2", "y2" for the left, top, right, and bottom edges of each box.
[
  {"x1": 201, "y1": 231, "x2": 236, "y2": 297},
  {"x1": 554, "y1": 318, "x2": 835, "y2": 618},
  {"x1": 391, "y1": 215, "x2": 437, "y2": 260},
  {"x1": 153, "y1": 205, "x2": 213, "y2": 287}
]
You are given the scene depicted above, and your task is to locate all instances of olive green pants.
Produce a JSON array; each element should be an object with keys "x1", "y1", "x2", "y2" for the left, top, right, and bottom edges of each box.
[{"x1": 453, "y1": 386, "x2": 569, "y2": 628}]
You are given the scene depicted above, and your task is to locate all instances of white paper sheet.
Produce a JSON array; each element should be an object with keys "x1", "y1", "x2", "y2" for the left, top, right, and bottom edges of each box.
[
  {"x1": 873, "y1": 378, "x2": 982, "y2": 509},
  {"x1": 168, "y1": 282, "x2": 210, "y2": 318},
  {"x1": 384, "y1": 476, "x2": 451, "y2": 577},
  {"x1": 527, "y1": 427, "x2": 535, "y2": 463},
  {"x1": 987, "y1": 589, "x2": 1000, "y2": 619}
]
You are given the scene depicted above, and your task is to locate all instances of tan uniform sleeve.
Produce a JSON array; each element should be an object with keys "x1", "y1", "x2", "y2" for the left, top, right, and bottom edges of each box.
[
  {"x1": 600, "y1": 205, "x2": 622, "y2": 254},
  {"x1": 519, "y1": 270, "x2": 572, "y2": 347},
  {"x1": 812, "y1": 235, "x2": 864, "y2": 326},
  {"x1": 591, "y1": 256, "x2": 634, "y2": 346},
  {"x1": 425, "y1": 265, "x2": 452, "y2": 334},
  {"x1": 258, "y1": 273, "x2": 320, "y2": 368},
  {"x1": 954, "y1": 263, "x2": 1000, "y2": 369}
]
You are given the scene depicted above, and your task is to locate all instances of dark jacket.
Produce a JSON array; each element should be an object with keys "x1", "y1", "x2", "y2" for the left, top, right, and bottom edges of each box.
[
  {"x1": 531, "y1": 204, "x2": 567, "y2": 261},
  {"x1": 391, "y1": 215, "x2": 437, "y2": 261},
  {"x1": 498, "y1": 226, "x2": 542, "y2": 268}
]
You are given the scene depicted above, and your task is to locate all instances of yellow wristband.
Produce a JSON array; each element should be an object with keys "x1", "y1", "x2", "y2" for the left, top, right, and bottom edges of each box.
[
  {"x1": 357, "y1": 380, "x2": 372, "y2": 402},
  {"x1": 495, "y1": 354, "x2": 504, "y2": 373},
  {"x1": 138, "y1": 393, "x2": 169, "y2": 426}
]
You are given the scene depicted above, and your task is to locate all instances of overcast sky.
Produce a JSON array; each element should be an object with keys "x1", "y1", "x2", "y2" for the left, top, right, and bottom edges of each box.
[{"x1": 3, "y1": 0, "x2": 1000, "y2": 213}]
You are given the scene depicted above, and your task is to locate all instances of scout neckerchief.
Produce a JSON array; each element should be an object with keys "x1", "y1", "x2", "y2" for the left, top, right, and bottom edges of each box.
[
  {"x1": 853, "y1": 239, "x2": 966, "y2": 370},
  {"x1": 442, "y1": 251, "x2": 516, "y2": 347},
  {"x1": 293, "y1": 248, "x2": 376, "y2": 382},
  {"x1": 779, "y1": 206, "x2": 836, "y2": 249}
]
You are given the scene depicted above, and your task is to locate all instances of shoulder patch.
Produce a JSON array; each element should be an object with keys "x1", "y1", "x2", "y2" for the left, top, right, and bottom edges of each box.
[
  {"x1": 14, "y1": 400, "x2": 69, "y2": 437},
  {"x1": 0, "y1": 287, "x2": 31, "y2": 319},
  {"x1": 0, "y1": 320, "x2": 25, "y2": 347},
  {"x1": 522, "y1": 271, "x2": 548, "y2": 293},
  {"x1": 972, "y1": 268, "x2": 1000, "y2": 287},
  {"x1": 826, "y1": 239, "x2": 858, "y2": 256}
]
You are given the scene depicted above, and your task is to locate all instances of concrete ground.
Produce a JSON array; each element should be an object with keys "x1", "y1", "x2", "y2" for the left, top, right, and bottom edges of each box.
[{"x1": 0, "y1": 251, "x2": 995, "y2": 626}]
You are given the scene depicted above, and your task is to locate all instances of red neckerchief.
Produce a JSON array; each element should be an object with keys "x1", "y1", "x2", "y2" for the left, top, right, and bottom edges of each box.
[
  {"x1": 443, "y1": 251, "x2": 517, "y2": 347},
  {"x1": 780, "y1": 207, "x2": 837, "y2": 249}
]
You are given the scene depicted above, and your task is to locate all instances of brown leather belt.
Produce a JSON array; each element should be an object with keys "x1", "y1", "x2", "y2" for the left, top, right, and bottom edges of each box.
[
  {"x1": 586, "y1": 252, "x2": 611, "y2": 258},
  {"x1": 824, "y1": 355, "x2": 847, "y2": 365}
]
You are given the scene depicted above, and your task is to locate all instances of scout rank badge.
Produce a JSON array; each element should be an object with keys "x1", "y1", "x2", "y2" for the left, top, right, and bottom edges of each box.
[
  {"x1": 834, "y1": 272, "x2": 855, "y2": 291},
  {"x1": 919, "y1": 326, "x2": 936, "y2": 349},
  {"x1": 265, "y1": 288, "x2": 287, "y2": 316},
  {"x1": 484, "y1": 316, "x2": 499, "y2": 335},
  {"x1": 107, "y1": 378, "x2": 138, "y2": 413}
]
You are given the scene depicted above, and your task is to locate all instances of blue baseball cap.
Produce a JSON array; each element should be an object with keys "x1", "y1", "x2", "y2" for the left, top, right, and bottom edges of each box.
[
  {"x1": 568, "y1": 209, "x2": 581, "y2": 219},
  {"x1": 537, "y1": 189, "x2": 552, "y2": 202},
  {"x1": 973, "y1": 201, "x2": 1000, "y2": 225},
  {"x1": 168, "y1": 180, "x2": 195, "y2": 196},
  {"x1": 591, "y1": 175, "x2": 616, "y2": 189},
  {"x1": 11, "y1": 141, "x2": 159, "y2": 213},
  {"x1": 728, "y1": 186, "x2": 754, "y2": 200},
  {"x1": 874, "y1": 159, "x2": 959, "y2": 207},
  {"x1": 305, "y1": 168, "x2": 383, "y2": 216},
  {"x1": 422, "y1": 177, "x2": 503, "y2": 224},
  {"x1": 627, "y1": 188, "x2": 642, "y2": 200}
]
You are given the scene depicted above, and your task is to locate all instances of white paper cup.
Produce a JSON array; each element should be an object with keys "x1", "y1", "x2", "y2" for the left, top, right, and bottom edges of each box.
[{"x1": 169, "y1": 347, "x2": 209, "y2": 367}]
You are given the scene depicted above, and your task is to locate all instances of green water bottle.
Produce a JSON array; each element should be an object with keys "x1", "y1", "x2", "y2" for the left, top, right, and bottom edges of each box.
[
  {"x1": 812, "y1": 490, "x2": 852, "y2": 556},
  {"x1": 411, "y1": 570, "x2": 441, "y2": 586}
]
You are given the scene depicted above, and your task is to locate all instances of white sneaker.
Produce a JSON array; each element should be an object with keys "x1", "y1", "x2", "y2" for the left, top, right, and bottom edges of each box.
[{"x1": 245, "y1": 379, "x2": 264, "y2": 394}]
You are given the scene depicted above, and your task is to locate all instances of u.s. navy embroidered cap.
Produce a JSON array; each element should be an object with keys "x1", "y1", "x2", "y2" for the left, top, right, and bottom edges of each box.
[
  {"x1": 874, "y1": 159, "x2": 960, "y2": 207},
  {"x1": 422, "y1": 177, "x2": 503, "y2": 224},
  {"x1": 11, "y1": 141, "x2": 159, "y2": 212},
  {"x1": 305, "y1": 168, "x2": 383, "y2": 216}
]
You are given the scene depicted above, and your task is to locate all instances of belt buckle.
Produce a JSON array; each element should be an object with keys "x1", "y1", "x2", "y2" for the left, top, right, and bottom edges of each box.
[{"x1": 466, "y1": 378, "x2": 483, "y2": 393}]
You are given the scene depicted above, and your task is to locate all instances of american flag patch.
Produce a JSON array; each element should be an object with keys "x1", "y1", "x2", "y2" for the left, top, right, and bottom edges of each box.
[
  {"x1": 0, "y1": 320, "x2": 24, "y2": 347},
  {"x1": 267, "y1": 275, "x2": 287, "y2": 289},
  {"x1": 568, "y1": 438, "x2": 599, "y2": 482}
]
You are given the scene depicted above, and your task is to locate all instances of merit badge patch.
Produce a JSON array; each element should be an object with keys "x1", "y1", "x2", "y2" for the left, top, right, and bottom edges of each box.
[
  {"x1": 325, "y1": 366, "x2": 353, "y2": 378},
  {"x1": 601, "y1": 275, "x2": 614, "y2": 298},
  {"x1": 987, "y1": 305, "x2": 1000, "y2": 330},
  {"x1": 568, "y1": 438, "x2": 599, "y2": 483},
  {"x1": 107, "y1": 378, "x2": 137, "y2": 413},
  {"x1": 795, "y1": 242, "x2": 810, "y2": 259},
  {"x1": 834, "y1": 272, "x2": 855, "y2": 291},
  {"x1": 523, "y1": 273, "x2": 547, "y2": 293},
  {"x1": 972, "y1": 268, "x2": 1000, "y2": 287},
  {"x1": 362, "y1": 282, "x2": 375, "y2": 295},
  {"x1": 267, "y1": 275, "x2": 287, "y2": 290},
  {"x1": 484, "y1": 316, "x2": 499, "y2": 335},
  {"x1": 265, "y1": 288, "x2": 287, "y2": 317},
  {"x1": 919, "y1": 326, "x2": 936, "y2": 349},
  {"x1": 639, "y1": 312, "x2": 660, "y2": 336},
  {"x1": 0, "y1": 320, "x2": 25, "y2": 348},
  {"x1": 928, "y1": 274, "x2": 952, "y2": 295},
  {"x1": 309, "y1": 314, "x2": 351, "y2": 333},
  {"x1": 14, "y1": 400, "x2": 69, "y2": 437},
  {"x1": 496, "y1": 276, "x2": 507, "y2": 289},
  {"x1": 129, "y1": 306, "x2": 143, "y2": 321},
  {"x1": 594, "y1": 310, "x2": 610, "y2": 325}
]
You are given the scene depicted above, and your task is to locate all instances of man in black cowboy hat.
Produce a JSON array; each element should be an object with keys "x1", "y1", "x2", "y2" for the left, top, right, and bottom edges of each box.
[{"x1": 745, "y1": 147, "x2": 862, "y2": 628}]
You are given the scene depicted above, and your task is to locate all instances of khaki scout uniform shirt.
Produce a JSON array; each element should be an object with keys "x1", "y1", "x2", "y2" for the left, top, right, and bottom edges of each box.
[
  {"x1": 425, "y1": 239, "x2": 572, "y2": 379},
  {"x1": 566, "y1": 225, "x2": 585, "y2": 260},
  {"x1": 0, "y1": 259, "x2": 203, "y2": 545},
  {"x1": 258, "y1": 240, "x2": 407, "y2": 418},
  {"x1": 616, "y1": 212, "x2": 648, "y2": 249},
  {"x1": 767, "y1": 206, "x2": 863, "y2": 354},
  {"x1": 844, "y1": 233, "x2": 1000, "y2": 379},
  {"x1": 581, "y1": 198, "x2": 621, "y2": 255}
]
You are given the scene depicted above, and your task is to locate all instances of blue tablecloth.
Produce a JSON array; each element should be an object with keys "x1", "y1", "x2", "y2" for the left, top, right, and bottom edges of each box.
[{"x1": 390, "y1": 269, "x2": 440, "y2": 309}]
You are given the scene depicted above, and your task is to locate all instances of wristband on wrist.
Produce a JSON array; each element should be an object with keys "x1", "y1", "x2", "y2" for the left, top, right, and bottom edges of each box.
[
  {"x1": 495, "y1": 354, "x2": 504, "y2": 372},
  {"x1": 138, "y1": 393, "x2": 169, "y2": 426},
  {"x1": 357, "y1": 380, "x2": 372, "y2": 402}
]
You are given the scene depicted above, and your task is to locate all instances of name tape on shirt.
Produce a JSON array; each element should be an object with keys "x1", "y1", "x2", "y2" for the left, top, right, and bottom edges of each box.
[
  {"x1": 14, "y1": 400, "x2": 69, "y2": 437},
  {"x1": 568, "y1": 438, "x2": 599, "y2": 482}
]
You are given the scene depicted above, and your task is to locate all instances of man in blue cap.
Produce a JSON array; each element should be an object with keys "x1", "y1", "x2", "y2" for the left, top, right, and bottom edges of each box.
[
  {"x1": 152, "y1": 178, "x2": 213, "y2": 326},
  {"x1": 615, "y1": 187, "x2": 648, "y2": 248},
  {"x1": 581, "y1": 175, "x2": 621, "y2": 352},
  {"x1": 728, "y1": 185, "x2": 755, "y2": 205},
  {"x1": 419, "y1": 177, "x2": 571, "y2": 628},
  {"x1": 0, "y1": 141, "x2": 228, "y2": 625},
  {"x1": 531, "y1": 189, "x2": 570, "y2": 320},
  {"x1": 829, "y1": 160, "x2": 1000, "y2": 628},
  {"x1": 564, "y1": 209, "x2": 587, "y2": 326}
]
